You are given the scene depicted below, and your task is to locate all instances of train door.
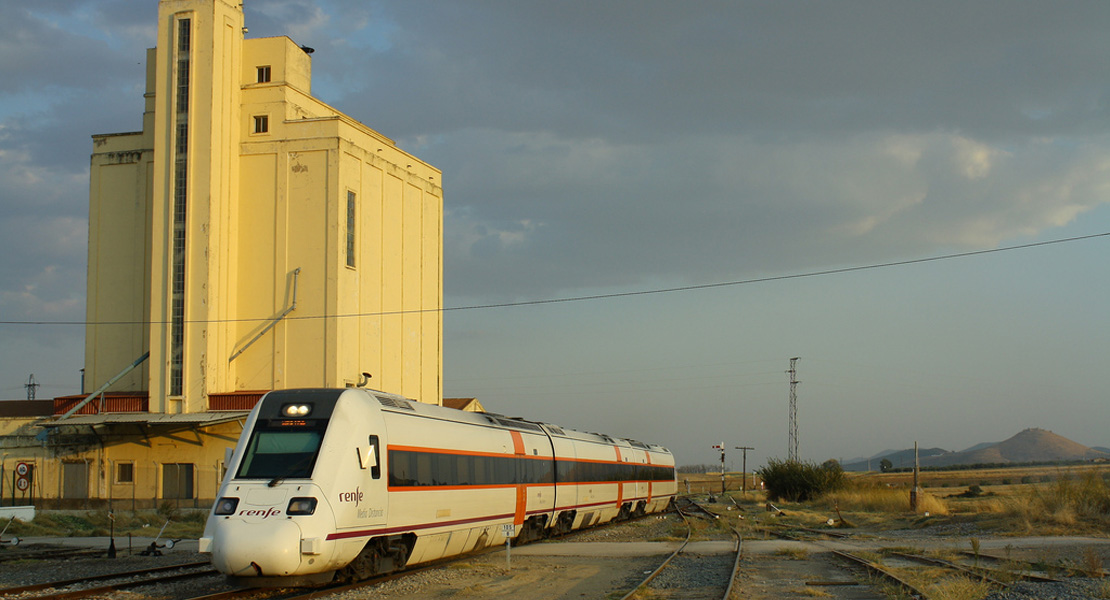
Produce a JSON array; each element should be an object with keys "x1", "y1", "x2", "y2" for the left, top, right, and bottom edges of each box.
[{"x1": 353, "y1": 433, "x2": 387, "y2": 526}]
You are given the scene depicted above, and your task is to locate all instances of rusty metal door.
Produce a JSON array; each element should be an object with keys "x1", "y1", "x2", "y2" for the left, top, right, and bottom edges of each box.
[
  {"x1": 62, "y1": 462, "x2": 88, "y2": 499},
  {"x1": 162, "y1": 463, "x2": 194, "y2": 499}
]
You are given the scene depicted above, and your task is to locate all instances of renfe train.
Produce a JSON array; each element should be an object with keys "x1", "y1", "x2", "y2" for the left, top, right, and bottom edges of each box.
[{"x1": 199, "y1": 388, "x2": 677, "y2": 585}]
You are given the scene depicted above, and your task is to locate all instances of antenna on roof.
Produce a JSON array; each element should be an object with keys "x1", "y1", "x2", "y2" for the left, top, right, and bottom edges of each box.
[{"x1": 24, "y1": 374, "x2": 39, "y2": 401}]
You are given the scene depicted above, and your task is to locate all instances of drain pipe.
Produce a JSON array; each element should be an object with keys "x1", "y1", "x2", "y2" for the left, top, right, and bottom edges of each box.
[
  {"x1": 57, "y1": 352, "x2": 151, "y2": 420},
  {"x1": 229, "y1": 267, "x2": 301, "y2": 362}
]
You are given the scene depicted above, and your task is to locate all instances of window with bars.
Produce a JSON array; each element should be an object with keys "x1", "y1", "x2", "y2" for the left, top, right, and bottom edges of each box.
[
  {"x1": 346, "y1": 191, "x2": 356, "y2": 267},
  {"x1": 169, "y1": 16, "x2": 191, "y2": 398},
  {"x1": 116, "y1": 462, "x2": 134, "y2": 484}
]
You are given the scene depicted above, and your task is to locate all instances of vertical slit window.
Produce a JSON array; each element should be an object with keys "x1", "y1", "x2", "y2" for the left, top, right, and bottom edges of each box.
[
  {"x1": 346, "y1": 191, "x2": 356, "y2": 268},
  {"x1": 178, "y1": 18, "x2": 191, "y2": 52},
  {"x1": 176, "y1": 19, "x2": 190, "y2": 115},
  {"x1": 176, "y1": 59, "x2": 189, "y2": 114},
  {"x1": 170, "y1": 16, "x2": 191, "y2": 398}
]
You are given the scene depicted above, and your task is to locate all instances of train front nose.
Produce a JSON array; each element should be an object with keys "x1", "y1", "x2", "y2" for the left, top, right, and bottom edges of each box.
[{"x1": 210, "y1": 519, "x2": 304, "y2": 577}]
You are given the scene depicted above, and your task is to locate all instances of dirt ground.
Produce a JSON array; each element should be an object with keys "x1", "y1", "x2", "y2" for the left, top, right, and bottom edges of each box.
[
  {"x1": 338, "y1": 554, "x2": 659, "y2": 599},
  {"x1": 733, "y1": 551, "x2": 885, "y2": 599},
  {"x1": 337, "y1": 531, "x2": 1110, "y2": 600}
]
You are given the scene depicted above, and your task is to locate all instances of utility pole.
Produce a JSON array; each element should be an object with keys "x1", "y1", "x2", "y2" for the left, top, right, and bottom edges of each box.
[
  {"x1": 910, "y1": 441, "x2": 920, "y2": 511},
  {"x1": 787, "y1": 357, "x2": 800, "y2": 461},
  {"x1": 734, "y1": 446, "x2": 753, "y2": 493},
  {"x1": 24, "y1": 374, "x2": 40, "y2": 401}
]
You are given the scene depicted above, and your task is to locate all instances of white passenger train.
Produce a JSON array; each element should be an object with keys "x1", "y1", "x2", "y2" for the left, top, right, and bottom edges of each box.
[{"x1": 199, "y1": 388, "x2": 677, "y2": 585}]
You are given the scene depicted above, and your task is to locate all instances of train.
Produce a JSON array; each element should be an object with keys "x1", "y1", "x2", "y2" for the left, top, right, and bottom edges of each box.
[{"x1": 198, "y1": 388, "x2": 677, "y2": 585}]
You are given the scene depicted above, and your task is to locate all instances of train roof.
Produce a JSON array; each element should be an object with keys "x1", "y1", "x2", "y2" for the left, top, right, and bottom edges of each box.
[{"x1": 359, "y1": 388, "x2": 670, "y2": 454}]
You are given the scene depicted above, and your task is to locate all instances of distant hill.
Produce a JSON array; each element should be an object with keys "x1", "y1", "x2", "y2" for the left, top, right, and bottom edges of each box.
[
  {"x1": 921, "y1": 428, "x2": 1109, "y2": 468},
  {"x1": 958, "y1": 441, "x2": 998, "y2": 453},
  {"x1": 1094, "y1": 446, "x2": 1110, "y2": 454},
  {"x1": 844, "y1": 429, "x2": 1109, "y2": 472},
  {"x1": 842, "y1": 447, "x2": 947, "y2": 472}
]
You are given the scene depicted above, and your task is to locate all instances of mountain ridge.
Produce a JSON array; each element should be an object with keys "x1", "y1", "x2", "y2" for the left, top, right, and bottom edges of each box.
[{"x1": 842, "y1": 428, "x2": 1109, "y2": 472}]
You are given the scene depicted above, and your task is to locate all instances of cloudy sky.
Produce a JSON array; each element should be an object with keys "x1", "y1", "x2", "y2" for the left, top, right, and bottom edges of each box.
[{"x1": 2, "y1": 1, "x2": 1108, "y2": 470}]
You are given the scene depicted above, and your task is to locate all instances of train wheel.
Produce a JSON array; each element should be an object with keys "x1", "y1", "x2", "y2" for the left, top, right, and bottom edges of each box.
[
  {"x1": 554, "y1": 511, "x2": 575, "y2": 536},
  {"x1": 337, "y1": 543, "x2": 381, "y2": 582},
  {"x1": 337, "y1": 537, "x2": 395, "y2": 582}
]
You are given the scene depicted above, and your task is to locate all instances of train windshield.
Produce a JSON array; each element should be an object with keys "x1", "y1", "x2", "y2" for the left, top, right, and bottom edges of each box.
[{"x1": 236, "y1": 429, "x2": 323, "y2": 479}]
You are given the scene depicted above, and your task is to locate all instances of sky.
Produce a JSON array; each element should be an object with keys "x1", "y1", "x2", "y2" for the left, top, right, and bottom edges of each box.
[{"x1": 2, "y1": 1, "x2": 1108, "y2": 471}]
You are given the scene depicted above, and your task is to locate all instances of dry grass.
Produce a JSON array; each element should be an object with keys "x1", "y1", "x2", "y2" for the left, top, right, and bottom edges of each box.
[
  {"x1": 1082, "y1": 546, "x2": 1106, "y2": 577},
  {"x1": 926, "y1": 576, "x2": 994, "y2": 600},
  {"x1": 823, "y1": 484, "x2": 949, "y2": 517},
  {"x1": 998, "y1": 472, "x2": 1110, "y2": 533},
  {"x1": 775, "y1": 546, "x2": 809, "y2": 560},
  {"x1": 699, "y1": 465, "x2": 1110, "y2": 536}
]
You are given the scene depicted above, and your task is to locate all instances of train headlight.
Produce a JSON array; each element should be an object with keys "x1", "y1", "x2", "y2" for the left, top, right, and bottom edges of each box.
[
  {"x1": 282, "y1": 403, "x2": 312, "y2": 417},
  {"x1": 214, "y1": 497, "x2": 239, "y2": 515},
  {"x1": 287, "y1": 497, "x2": 318, "y2": 515}
]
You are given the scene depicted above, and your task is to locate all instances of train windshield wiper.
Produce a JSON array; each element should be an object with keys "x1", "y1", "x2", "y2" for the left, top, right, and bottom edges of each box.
[{"x1": 268, "y1": 476, "x2": 285, "y2": 487}]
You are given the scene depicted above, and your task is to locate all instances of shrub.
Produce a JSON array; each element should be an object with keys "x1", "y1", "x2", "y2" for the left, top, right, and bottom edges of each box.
[{"x1": 759, "y1": 458, "x2": 845, "y2": 502}]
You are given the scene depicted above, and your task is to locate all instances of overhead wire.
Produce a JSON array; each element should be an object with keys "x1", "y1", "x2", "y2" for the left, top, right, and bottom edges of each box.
[{"x1": 1, "y1": 231, "x2": 1107, "y2": 327}]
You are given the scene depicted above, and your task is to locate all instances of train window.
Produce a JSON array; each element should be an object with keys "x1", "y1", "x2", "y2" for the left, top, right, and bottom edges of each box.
[
  {"x1": 472, "y1": 454, "x2": 487, "y2": 485},
  {"x1": 456, "y1": 455, "x2": 472, "y2": 486},
  {"x1": 387, "y1": 452, "x2": 414, "y2": 486},
  {"x1": 414, "y1": 453, "x2": 433, "y2": 485},
  {"x1": 237, "y1": 429, "x2": 323, "y2": 479}
]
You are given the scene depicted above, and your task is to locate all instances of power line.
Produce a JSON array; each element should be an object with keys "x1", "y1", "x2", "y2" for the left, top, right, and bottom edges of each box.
[{"x1": 2, "y1": 231, "x2": 1107, "y2": 327}]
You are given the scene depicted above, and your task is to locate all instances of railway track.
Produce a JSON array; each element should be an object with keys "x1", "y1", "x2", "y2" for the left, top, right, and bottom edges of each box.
[
  {"x1": 0, "y1": 560, "x2": 220, "y2": 600},
  {"x1": 832, "y1": 547, "x2": 1074, "y2": 599},
  {"x1": 0, "y1": 547, "x2": 107, "y2": 563},
  {"x1": 618, "y1": 500, "x2": 742, "y2": 600}
]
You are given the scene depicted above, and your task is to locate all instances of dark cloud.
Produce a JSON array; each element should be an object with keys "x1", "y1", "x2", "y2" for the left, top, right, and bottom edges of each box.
[
  {"x1": 2, "y1": 1, "x2": 1109, "y2": 462},
  {"x1": 314, "y1": 1, "x2": 1110, "y2": 144}
]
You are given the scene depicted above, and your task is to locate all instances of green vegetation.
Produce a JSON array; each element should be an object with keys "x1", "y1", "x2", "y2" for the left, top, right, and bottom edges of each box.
[{"x1": 759, "y1": 458, "x2": 845, "y2": 502}]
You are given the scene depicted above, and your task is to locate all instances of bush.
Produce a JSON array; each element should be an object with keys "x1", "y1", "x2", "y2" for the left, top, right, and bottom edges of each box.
[{"x1": 759, "y1": 458, "x2": 845, "y2": 502}]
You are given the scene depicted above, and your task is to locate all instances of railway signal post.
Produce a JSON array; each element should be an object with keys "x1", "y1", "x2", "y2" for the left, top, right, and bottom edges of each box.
[{"x1": 712, "y1": 443, "x2": 726, "y2": 494}]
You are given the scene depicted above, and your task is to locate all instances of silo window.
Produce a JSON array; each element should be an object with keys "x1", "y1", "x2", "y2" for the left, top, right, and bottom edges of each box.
[{"x1": 346, "y1": 191, "x2": 356, "y2": 267}]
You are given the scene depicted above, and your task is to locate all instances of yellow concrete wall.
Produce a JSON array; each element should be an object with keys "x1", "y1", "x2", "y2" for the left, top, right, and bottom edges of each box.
[
  {"x1": 231, "y1": 118, "x2": 443, "y2": 402},
  {"x1": 84, "y1": 0, "x2": 442, "y2": 409},
  {"x1": 86, "y1": 134, "x2": 153, "y2": 392},
  {"x1": 44, "y1": 0, "x2": 444, "y2": 509},
  {"x1": 0, "y1": 422, "x2": 243, "y2": 508}
]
